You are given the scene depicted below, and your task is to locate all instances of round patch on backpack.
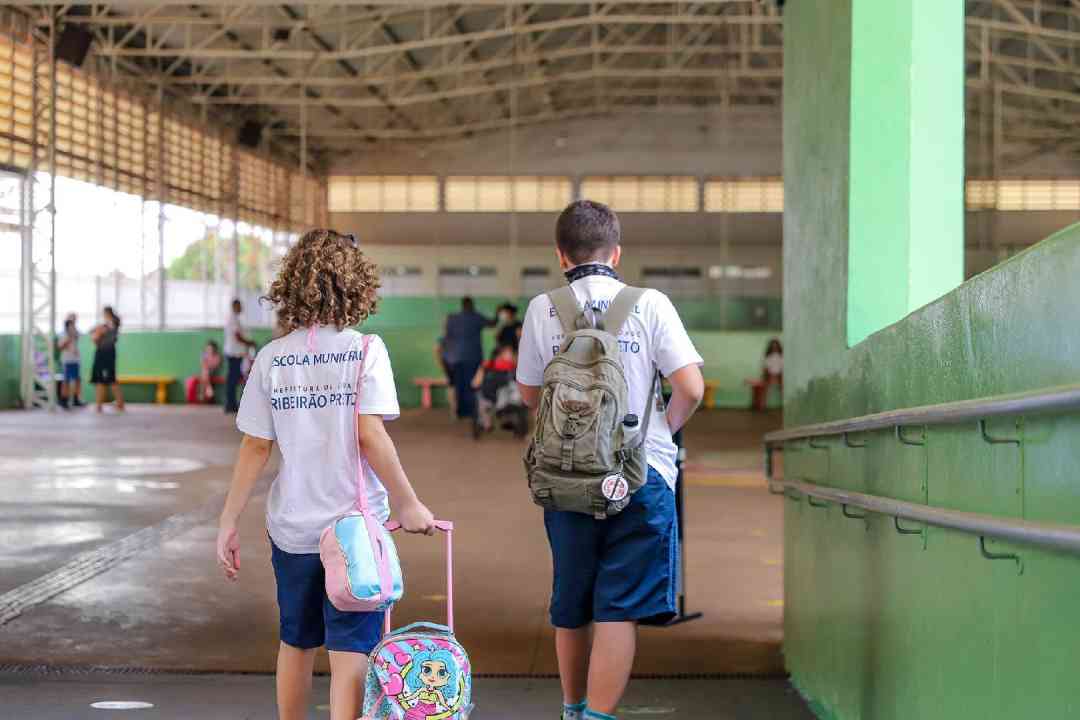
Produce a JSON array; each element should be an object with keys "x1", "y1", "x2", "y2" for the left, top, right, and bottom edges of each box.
[{"x1": 602, "y1": 474, "x2": 629, "y2": 502}]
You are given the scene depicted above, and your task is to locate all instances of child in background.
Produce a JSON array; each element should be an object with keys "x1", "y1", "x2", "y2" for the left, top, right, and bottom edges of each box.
[
  {"x1": 199, "y1": 340, "x2": 223, "y2": 402},
  {"x1": 472, "y1": 343, "x2": 520, "y2": 433},
  {"x1": 58, "y1": 313, "x2": 83, "y2": 408},
  {"x1": 216, "y1": 228, "x2": 437, "y2": 720},
  {"x1": 472, "y1": 343, "x2": 517, "y2": 394}
]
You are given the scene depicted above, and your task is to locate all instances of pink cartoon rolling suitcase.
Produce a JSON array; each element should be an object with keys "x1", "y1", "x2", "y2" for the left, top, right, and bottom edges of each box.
[{"x1": 362, "y1": 520, "x2": 473, "y2": 720}]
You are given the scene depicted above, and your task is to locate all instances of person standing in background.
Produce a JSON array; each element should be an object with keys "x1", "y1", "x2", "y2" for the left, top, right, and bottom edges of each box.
[
  {"x1": 58, "y1": 313, "x2": 83, "y2": 409},
  {"x1": 752, "y1": 338, "x2": 783, "y2": 412},
  {"x1": 442, "y1": 297, "x2": 495, "y2": 419},
  {"x1": 496, "y1": 302, "x2": 523, "y2": 353},
  {"x1": 224, "y1": 299, "x2": 257, "y2": 414},
  {"x1": 90, "y1": 306, "x2": 124, "y2": 413}
]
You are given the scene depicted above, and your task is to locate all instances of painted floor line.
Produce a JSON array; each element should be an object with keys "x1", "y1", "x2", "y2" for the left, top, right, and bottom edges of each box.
[{"x1": 0, "y1": 493, "x2": 225, "y2": 627}]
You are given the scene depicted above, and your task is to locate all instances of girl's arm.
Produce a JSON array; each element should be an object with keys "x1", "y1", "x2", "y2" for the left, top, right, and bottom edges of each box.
[
  {"x1": 357, "y1": 414, "x2": 436, "y2": 535},
  {"x1": 217, "y1": 434, "x2": 274, "y2": 580}
]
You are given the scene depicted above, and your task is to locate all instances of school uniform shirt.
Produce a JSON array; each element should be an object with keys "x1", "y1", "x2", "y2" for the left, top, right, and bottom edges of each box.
[
  {"x1": 236, "y1": 326, "x2": 401, "y2": 554},
  {"x1": 224, "y1": 312, "x2": 245, "y2": 358},
  {"x1": 517, "y1": 273, "x2": 703, "y2": 491},
  {"x1": 764, "y1": 351, "x2": 783, "y2": 376}
]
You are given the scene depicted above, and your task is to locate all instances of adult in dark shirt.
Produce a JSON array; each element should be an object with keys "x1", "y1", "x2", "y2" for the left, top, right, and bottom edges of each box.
[
  {"x1": 443, "y1": 296, "x2": 495, "y2": 419},
  {"x1": 496, "y1": 303, "x2": 523, "y2": 352}
]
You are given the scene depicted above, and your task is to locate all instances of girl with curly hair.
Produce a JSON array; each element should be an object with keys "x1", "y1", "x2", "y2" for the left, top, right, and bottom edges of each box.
[{"x1": 215, "y1": 229, "x2": 437, "y2": 720}]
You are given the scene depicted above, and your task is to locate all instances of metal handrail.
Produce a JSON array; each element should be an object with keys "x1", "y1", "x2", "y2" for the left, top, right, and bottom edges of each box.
[
  {"x1": 773, "y1": 478, "x2": 1080, "y2": 555},
  {"x1": 764, "y1": 383, "x2": 1080, "y2": 446}
]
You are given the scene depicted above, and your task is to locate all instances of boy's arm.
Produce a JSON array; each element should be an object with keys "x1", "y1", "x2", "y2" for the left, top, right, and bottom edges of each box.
[
  {"x1": 665, "y1": 363, "x2": 705, "y2": 433},
  {"x1": 217, "y1": 434, "x2": 274, "y2": 580},
  {"x1": 518, "y1": 383, "x2": 540, "y2": 409},
  {"x1": 647, "y1": 291, "x2": 705, "y2": 432},
  {"x1": 357, "y1": 414, "x2": 436, "y2": 535}
]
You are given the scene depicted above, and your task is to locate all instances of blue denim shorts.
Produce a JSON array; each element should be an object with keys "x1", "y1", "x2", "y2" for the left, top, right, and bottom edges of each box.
[
  {"x1": 269, "y1": 539, "x2": 385, "y2": 653},
  {"x1": 63, "y1": 362, "x2": 80, "y2": 382},
  {"x1": 543, "y1": 467, "x2": 678, "y2": 628}
]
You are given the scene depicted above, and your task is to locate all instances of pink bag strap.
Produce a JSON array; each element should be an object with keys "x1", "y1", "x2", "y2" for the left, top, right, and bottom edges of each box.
[
  {"x1": 385, "y1": 519, "x2": 455, "y2": 631},
  {"x1": 353, "y1": 334, "x2": 374, "y2": 513},
  {"x1": 351, "y1": 334, "x2": 394, "y2": 604}
]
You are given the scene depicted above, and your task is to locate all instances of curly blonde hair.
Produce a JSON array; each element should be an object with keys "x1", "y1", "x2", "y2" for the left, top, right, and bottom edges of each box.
[{"x1": 265, "y1": 228, "x2": 380, "y2": 332}]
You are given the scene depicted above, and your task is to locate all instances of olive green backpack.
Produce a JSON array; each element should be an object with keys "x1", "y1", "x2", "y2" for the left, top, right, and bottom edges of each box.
[{"x1": 524, "y1": 285, "x2": 659, "y2": 519}]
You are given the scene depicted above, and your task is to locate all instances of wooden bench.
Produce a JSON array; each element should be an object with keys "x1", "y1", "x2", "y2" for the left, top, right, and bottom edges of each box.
[
  {"x1": 118, "y1": 375, "x2": 177, "y2": 405},
  {"x1": 413, "y1": 376, "x2": 450, "y2": 410}
]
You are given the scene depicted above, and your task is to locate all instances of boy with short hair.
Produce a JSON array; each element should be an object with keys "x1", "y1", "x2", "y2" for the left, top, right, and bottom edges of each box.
[{"x1": 516, "y1": 200, "x2": 705, "y2": 720}]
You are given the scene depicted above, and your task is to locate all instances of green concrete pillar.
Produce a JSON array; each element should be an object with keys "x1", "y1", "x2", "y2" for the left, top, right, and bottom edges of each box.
[{"x1": 846, "y1": 0, "x2": 965, "y2": 346}]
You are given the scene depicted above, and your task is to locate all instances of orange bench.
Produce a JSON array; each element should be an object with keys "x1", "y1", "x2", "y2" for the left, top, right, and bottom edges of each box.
[
  {"x1": 413, "y1": 376, "x2": 450, "y2": 410},
  {"x1": 703, "y1": 380, "x2": 721, "y2": 409},
  {"x1": 118, "y1": 374, "x2": 176, "y2": 405}
]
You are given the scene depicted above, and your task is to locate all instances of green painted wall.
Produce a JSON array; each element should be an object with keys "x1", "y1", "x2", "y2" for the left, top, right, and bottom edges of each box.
[
  {"x1": 694, "y1": 330, "x2": 783, "y2": 409},
  {"x1": 785, "y1": 1, "x2": 1080, "y2": 717},
  {"x1": 0, "y1": 333, "x2": 18, "y2": 408},
  {"x1": 0, "y1": 297, "x2": 780, "y2": 410},
  {"x1": 847, "y1": 0, "x2": 964, "y2": 346}
]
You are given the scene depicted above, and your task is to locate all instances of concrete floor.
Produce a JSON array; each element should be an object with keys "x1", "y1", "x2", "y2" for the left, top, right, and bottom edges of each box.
[
  {"x1": 0, "y1": 670, "x2": 813, "y2": 719},
  {"x1": 0, "y1": 404, "x2": 807, "y2": 716}
]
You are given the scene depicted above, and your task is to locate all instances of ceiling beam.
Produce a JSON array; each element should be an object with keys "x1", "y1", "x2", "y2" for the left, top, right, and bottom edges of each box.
[{"x1": 91, "y1": 12, "x2": 784, "y2": 61}]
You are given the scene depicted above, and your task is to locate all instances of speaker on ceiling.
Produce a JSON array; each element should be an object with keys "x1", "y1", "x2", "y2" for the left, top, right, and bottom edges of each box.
[
  {"x1": 54, "y1": 26, "x2": 94, "y2": 67},
  {"x1": 237, "y1": 120, "x2": 264, "y2": 148}
]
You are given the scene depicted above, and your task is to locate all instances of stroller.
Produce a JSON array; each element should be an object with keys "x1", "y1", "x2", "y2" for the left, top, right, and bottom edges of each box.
[{"x1": 472, "y1": 348, "x2": 529, "y2": 440}]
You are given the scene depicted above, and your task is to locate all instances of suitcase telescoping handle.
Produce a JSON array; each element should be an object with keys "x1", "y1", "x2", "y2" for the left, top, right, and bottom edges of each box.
[{"x1": 383, "y1": 519, "x2": 454, "y2": 632}]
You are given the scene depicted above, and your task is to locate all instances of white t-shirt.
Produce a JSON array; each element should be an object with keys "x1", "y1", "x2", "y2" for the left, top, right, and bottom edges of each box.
[
  {"x1": 236, "y1": 326, "x2": 401, "y2": 554},
  {"x1": 224, "y1": 312, "x2": 244, "y2": 357},
  {"x1": 517, "y1": 274, "x2": 704, "y2": 490},
  {"x1": 764, "y1": 352, "x2": 784, "y2": 376},
  {"x1": 60, "y1": 328, "x2": 80, "y2": 364}
]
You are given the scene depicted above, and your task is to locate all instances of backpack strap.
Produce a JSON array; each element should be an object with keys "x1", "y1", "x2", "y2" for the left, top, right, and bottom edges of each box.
[
  {"x1": 603, "y1": 286, "x2": 657, "y2": 450},
  {"x1": 633, "y1": 369, "x2": 661, "y2": 449},
  {"x1": 599, "y1": 286, "x2": 646, "y2": 334},
  {"x1": 547, "y1": 286, "x2": 585, "y2": 335}
]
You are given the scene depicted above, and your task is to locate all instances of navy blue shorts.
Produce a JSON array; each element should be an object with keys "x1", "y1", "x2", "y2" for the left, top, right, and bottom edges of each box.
[
  {"x1": 544, "y1": 467, "x2": 678, "y2": 628},
  {"x1": 269, "y1": 539, "x2": 385, "y2": 653},
  {"x1": 63, "y1": 362, "x2": 80, "y2": 382}
]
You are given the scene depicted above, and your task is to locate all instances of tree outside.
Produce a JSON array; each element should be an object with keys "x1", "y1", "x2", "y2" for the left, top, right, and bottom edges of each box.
[{"x1": 166, "y1": 231, "x2": 270, "y2": 291}]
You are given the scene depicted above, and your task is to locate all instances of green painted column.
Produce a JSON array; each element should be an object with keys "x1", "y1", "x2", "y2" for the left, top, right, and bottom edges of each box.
[{"x1": 846, "y1": 0, "x2": 965, "y2": 346}]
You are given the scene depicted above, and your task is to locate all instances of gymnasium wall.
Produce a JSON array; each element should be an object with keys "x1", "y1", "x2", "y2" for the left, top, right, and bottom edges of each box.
[
  {"x1": 0, "y1": 296, "x2": 780, "y2": 410},
  {"x1": 330, "y1": 112, "x2": 1078, "y2": 295},
  {"x1": 0, "y1": 333, "x2": 17, "y2": 409},
  {"x1": 784, "y1": 1, "x2": 1080, "y2": 717}
]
